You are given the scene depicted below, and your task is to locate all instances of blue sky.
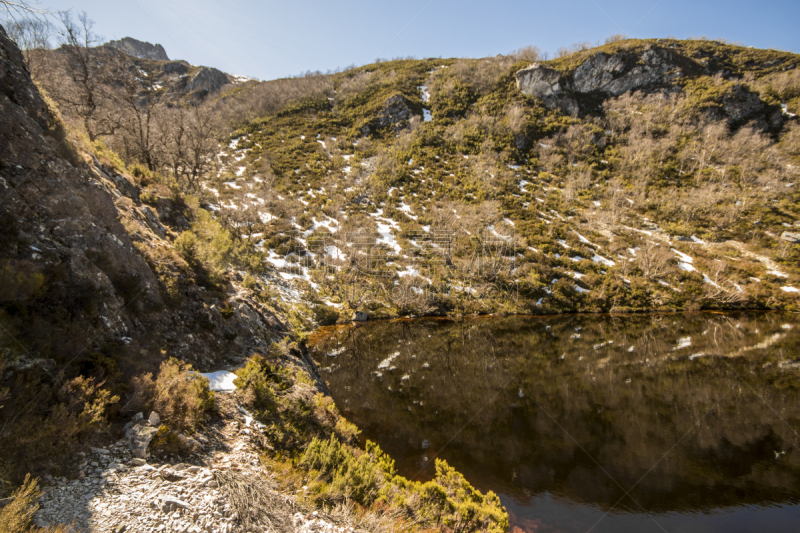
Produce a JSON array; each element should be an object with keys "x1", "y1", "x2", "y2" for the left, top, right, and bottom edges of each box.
[{"x1": 27, "y1": 0, "x2": 800, "y2": 80}]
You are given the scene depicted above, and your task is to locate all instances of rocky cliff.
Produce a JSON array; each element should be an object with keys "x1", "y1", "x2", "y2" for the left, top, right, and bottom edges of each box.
[
  {"x1": 515, "y1": 43, "x2": 780, "y2": 126},
  {"x1": 106, "y1": 37, "x2": 169, "y2": 61}
]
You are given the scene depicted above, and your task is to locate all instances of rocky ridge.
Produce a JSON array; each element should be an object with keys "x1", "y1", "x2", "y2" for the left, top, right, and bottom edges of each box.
[
  {"x1": 184, "y1": 67, "x2": 232, "y2": 97},
  {"x1": 106, "y1": 37, "x2": 169, "y2": 61}
]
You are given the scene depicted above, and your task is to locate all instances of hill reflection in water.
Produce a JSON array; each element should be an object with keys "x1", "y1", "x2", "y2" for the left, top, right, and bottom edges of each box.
[{"x1": 309, "y1": 313, "x2": 800, "y2": 532}]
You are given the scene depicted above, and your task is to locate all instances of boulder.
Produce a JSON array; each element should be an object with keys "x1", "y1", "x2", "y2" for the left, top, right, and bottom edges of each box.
[
  {"x1": 124, "y1": 412, "x2": 161, "y2": 459},
  {"x1": 721, "y1": 84, "x2": 764, "y2": 123},
  {"x1": 515, "y1": 63, "x2": 565, "y2": 98},
  {"x1": 159, "y1": 496, "x2": 191, "y2": 512},
  {"x1": 175, "y1": 433, "x2": 201, "y2": 452},
  {"x1": 781, "y1": 232, "x2": 800, "y2": 244},
  {"x1": 351, "y1": 311, "x2": 369, "y2": 322},
  {"x1": 376, "y1": 94, "x2": 417, "y2": 129}
]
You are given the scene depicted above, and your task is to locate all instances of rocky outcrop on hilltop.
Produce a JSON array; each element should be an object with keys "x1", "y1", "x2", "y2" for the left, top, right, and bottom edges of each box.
[
  {"x1": 516, "y1": 46, "x2": 694, "y2": 101},
  {"x1": 106, "y1": 37, "x2": 169, "y2": 61},
  {"x1": 184, "y1": 67, "x2": 231, "y2": 96},
  {"x1": 514, "y1": 63, "x2": 565, "y2": 98},
  {"x1": 514, "y1": 45, "x2": 783, "y2": 126},
  {"x1": 570, "y1": 48, "x2": 688, "y2": 95}
]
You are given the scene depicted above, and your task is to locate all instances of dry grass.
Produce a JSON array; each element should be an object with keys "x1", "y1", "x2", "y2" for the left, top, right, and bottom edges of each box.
[
  {"x1": 215, "y1": 468, "x2": 413, "y2": 533},
  {"x1": 214, "y1": 469, "x2": 299, "y2": 532}
]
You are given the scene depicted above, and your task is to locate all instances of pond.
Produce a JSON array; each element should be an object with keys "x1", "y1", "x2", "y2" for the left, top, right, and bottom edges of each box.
[{"x1": 308, "y1": 312, "x2": 800, "y2": 533}]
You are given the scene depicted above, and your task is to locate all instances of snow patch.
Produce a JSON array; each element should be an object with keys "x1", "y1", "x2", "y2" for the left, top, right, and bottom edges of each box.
[
  {"x1": 673, "y1": 337, "x2": 692, "y2": 350},
  {"x1": 591, "y1": 254, "x2": 615, "y2": 267},
  {"x1": 378, "y1": 352, "x2": 401, "y2": 370},
  {"x1": 199, "y1": 371, "x2": 238, "y2": 392}
]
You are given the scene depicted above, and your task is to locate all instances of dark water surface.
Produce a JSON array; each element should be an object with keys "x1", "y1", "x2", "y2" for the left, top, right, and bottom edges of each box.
[{"x1": 308, "y1": 313, "x2": 800, "y2": 533}]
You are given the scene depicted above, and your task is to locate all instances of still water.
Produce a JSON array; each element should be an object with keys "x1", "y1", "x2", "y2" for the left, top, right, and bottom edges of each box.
[{"x1": 308, "y1": 313, "x2": 800, "y2": 533}]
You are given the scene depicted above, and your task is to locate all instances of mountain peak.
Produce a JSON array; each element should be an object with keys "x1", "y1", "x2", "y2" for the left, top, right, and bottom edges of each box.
[{"x1": 106, "y1": 37, "x2": 169, "y2": 61}]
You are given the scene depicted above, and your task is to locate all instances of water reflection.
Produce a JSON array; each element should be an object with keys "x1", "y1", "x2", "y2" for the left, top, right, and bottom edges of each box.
[{"x1": 309, "y1": 313, "x2": 800, "y2": 532}]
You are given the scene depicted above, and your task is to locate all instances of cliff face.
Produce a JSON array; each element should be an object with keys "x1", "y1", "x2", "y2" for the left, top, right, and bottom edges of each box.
[{"x1": 106, "y1": 37, "x2": 169, "y2": 61}]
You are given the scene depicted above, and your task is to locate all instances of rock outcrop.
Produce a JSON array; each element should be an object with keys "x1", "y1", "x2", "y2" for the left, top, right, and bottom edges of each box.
[
  {"x1": 362, "y1": 94, "x2": 420, "y2": 135},
  {"x1": 124, "y1": 412, "x2": 161, "y2": 459},
  {"x1": 161, "y1": 61, "x2": 190, "y2": 76},
  {"x1": 377, "y1": 94, "x2": 417, "y2": 128},
  {"x1": 571, "y1": 48, "x2": 686, "y2": 96},
  {"x1": 184, "y1": 67, "x2": 230, "y2": 96},
  {"x1": 782, "y1": 232, "x2": 800, "y2": 244},
  {"x1": 515, "y1": 63, "x2": 566, "y2": 98},
  {"x1": 719, "y1": 83, "x2": 765, "y2": 123},
  {"x1": 106, "y1": 37, "x2": 169, "y2": 61},
  {"x1": 516, "y1": 46, "x2": 702, "y2": 114}
]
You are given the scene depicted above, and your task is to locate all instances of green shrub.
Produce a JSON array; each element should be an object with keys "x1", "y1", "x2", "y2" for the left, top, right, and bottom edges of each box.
[
  {"x1": 300, "y1": 434, "x2": 394, "y2": 505},
  {"x1": 312, "y1": 304, "x2": 339, "y2": 326},
  {"x1": 174, "y1": 231, "x2": 197, "y2": 261},
  {"x1": 242, "y1": 274, "x2": 258, "y2": 290},
  {"x1": 139, "y1": 188, "x2": 158, "y2": 205},
  {"x1": 299, "y1": 435, "x2": 509, "y2": 533},
  {"x1": 130, "y1": 358, "x2": 215, "y2": 432}
]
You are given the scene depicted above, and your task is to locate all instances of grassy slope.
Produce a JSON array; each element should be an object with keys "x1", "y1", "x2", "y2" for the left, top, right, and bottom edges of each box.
[{"x1": 202, "y1": 39, "x2": 800, "y2": 327}]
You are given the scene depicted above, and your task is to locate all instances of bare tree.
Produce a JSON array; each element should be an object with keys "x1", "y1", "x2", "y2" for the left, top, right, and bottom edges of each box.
[
  {"x1": 115, "y1": 60, "x2": 162, "y2": 170},
  {"x1": 4, "y1": 16, "x2": 52, "y2": 77},
  {"x1": 511, "y1": 45, "x2": 544, "y2": 62},
  {"x1": 1, "y1": 0, "x2": 47, "y2": 18},
  {"x1": 53, "y1": 11, "x2": 117, "y2": 140},
  {"x1": 636, "y1": 242, "x2": 674, "y2": 280},
  {"x1": 159, "y1": 105, "x2": 218, "y2": 189},
  {"x1": 229, "y1": 203, "x2": 263, "y2": 240}
]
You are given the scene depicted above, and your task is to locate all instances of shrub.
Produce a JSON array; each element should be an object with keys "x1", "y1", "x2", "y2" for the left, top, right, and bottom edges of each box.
[
  {"x1": 174, "y1": 231, "x2": 197, "y2": 261},
  {"x1": 139, "y1": 188, "x2": 158, "y2": 205},
  {"x1": 312, "y1": 304, "x2": 339, "y2": 326},
  {"x1": 242, "y1": 274, "x2": 258, "y2": 290},
  {"x1": 0, "y1": 475, "x2": 69, "y2": 533},
  {"x1": 300, "y1": 435, "x2": 395, "y2": 506},
  {"x1": 432, "y1": 460, "x2": 508, "y2": 533},
  {"x1": 299, "y1": 435, "x2": 509, "y2": 533},
  {"x1": 130, "y1": 358, "x2": 215, "y2": 432}
]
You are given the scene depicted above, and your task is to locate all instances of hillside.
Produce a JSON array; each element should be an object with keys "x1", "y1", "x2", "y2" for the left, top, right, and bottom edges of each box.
[
  {"x1": 19, "y1": 34, "x2": 799, "y2": 324},
  {"x1": 192, "y1": 39, "x2": 800, "y2": 324}
]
